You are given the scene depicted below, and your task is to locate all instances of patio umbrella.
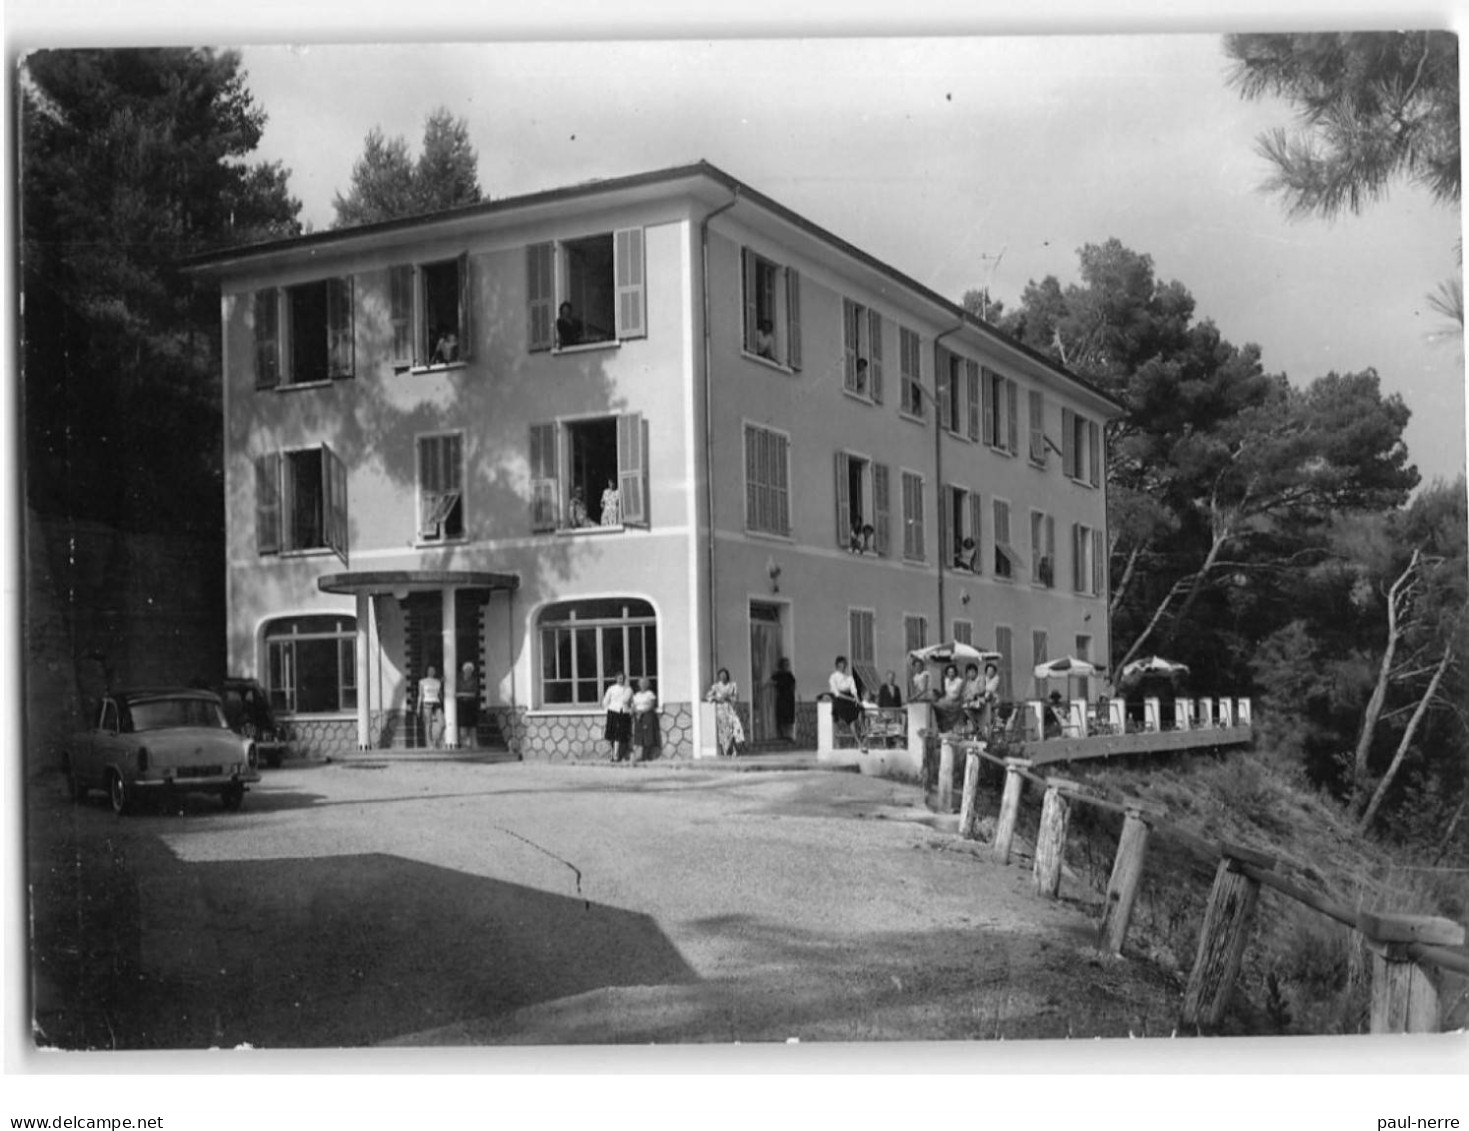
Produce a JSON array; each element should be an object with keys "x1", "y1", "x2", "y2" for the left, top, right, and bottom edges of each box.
[
  {"x1": 1032, "y1": 656, "x2": 1105, "y2": 681},
  {"x1": 909, "y1": 641, "x2": 998, "y2": 667},
  {"x1": 1119, "y1": 656, "x2": 1190, "y2": 685}
]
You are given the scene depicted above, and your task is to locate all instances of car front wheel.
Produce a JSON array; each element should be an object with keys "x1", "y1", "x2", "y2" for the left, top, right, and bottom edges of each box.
[
  {"x1": 108, "y1": 771, "x2": 131, "y2": 816},
  {"x1": 221, "y1": 784, "x2": 245, "y2": 812}
]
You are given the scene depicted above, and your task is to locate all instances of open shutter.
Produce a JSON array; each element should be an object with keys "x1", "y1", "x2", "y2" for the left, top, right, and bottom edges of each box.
[
  {"x1": 327, "y1": 276, "x2": 354, "y2": 379},
  {"x1": 842, "y1": 299, "x2": 857, "y2": 391},
  {"x1": 969, "y1": 491, "x2": 984, "y2": 575},
  {"x1": 772, "y1": 432, "x2": 790, "y2": 535},
  {"x1": 1029, "y1": 390, "x2": 1045, "y2": 462},
  {"x1": 868, "y1": 310, "x2": 884, "y2": 404},
  {"x1": 617, "y1": 412, "x2": 647, "y2": 526},
  {"x1": 255, "y1": 453, "x2": 281, "y2": 553},
  {"x1": 911, "y1": 476, "x2": 925, "y2": 560},
  {"x1": 1062, "y1": 407, "x2": 1076, "y2": 478},
  {"x1": 529, "y1": 423, "x2": 559, "y2": 531},
  {"x1": 982, "y1": 368, "x2": 996, "y2": 446},
  {"x1": 834, "y1": 452, "x2": 849, "y2": 547},
  {"x1": 457, "y1": 251, "x2": 473, "y2": 362},
  {"x1": 1006, "y1": 379, "x2": 1019, "y2": 453},
  {"x1": 936, "y1": 349, "x2": 951, "y2": 430},
  {"x1": 1030, "y1": 511, "x2": 1043, "y2": 582},
  {"x1": 254, "y1": 289, "x2": 279, "y2": 389},
  {"x1": 786, "y1": 267, "x2": 802, "y2": 371},
  {"x1": 1045, "y1": 515, "x2": 1056, "y2": 586},
  {"x1": 1093, "y1": 528, "x2": 1106, "y2": 596},
  {"x1": 614, "y1": 227, "x2": 645, "y2": 340},
  {"x1": 938, "y1": 486, "x2": 952, "y2": 566},
  {"x1": 873, "y1": 463, "x2": 890, "y2": 556},
  {"x1": 527, "y1": 243, "x2": 554, "y2": 352},
  {"x1": 741, "y1": 248, "x2": 758, "y2": 354},
  {"x1": 323, "y1": 444, "x2": 348, "y2": 566},
  {"x1": 389, "y1": 266, "x2": 412, "y2": 366},
  {"x1": 412, "y1": 265, "x2": 425, "y2": 368},
  {"x1": 745, "y1": 426, "x2": 760, "y2": 530},
  {"x1": 1072, "y1": 524, "x2": 1085, "y2": 592},
  {"x1": 1088, "y1": 420, "x2": 1101, "y2": 486},
  {"x1": 966, "y1": 360, "x2": 981, "y2": 441}
]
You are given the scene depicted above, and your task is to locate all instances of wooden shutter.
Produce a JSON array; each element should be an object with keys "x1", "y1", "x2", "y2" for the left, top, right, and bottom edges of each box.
[
  {"x1": 868, "y1": 310, "x2": 884, "y2": 404},
  {"x1": 938, "y1": 485, "x2": 952, "y2": 567},
  {"x1": 954, "y1": 620, "x2": 973, "y2": 646},
  {"x1": 1088, "y1": 419, "x2": 1101, "y2": 486},
  {"x1": 527, "y1": 243, "x2": 554, "y2": 352},
  {"x1": 982, "y1": 368, "x2": 996, "y2": 446},
  {"x1": 389, "y1": 266, "x2": 412, "y2": 365},
  {"x1": 327, "y1": 276, "x2": 354, "y2": 378},
  {"x1": 936, "y1": 348, "x2": 951, "y2": 430},
  {"x1": 255, "y1": 452, "x2": 281, "y2": 553},
  {"x1": 1093, "y1": 528, "x2": 1106, "y2": 597},
  {"x1": 995, "y1": 626, "x2": 1013, "y2": 700},
  {"x1": 411, "y1": 265, "x2": 425, "y2": 367},
  {"x1": 617, "y1": 412, "x2": 648, "y2": 526},
  {"x1": 785, "y1": 267, "x2": 802, "y2": 371},
  {"x1": 966, "y1": 360, "x2": 981, "y2": 441},
  {"x1": 745, "y1": 426, "x2": 760, "y2": 531},
  {"x1": 614, "y1": 227, "x2": 645, "y2": 340},
  {"x1": 529, "y1": 423, "x2": 559, "y2": 531},
  {"x1": 1045, "y1": 515, "x2": 1056, "y2": 586},
  {"x1": 772, "y1": 431, "x2": 790, "y2": 534},
  {"x1": 254, "y1": 289, "x2": 279, "y2": 389},
  {"x1": 873, "y1": 463, "x2": 890, "y2": 557},
  {"x1": 1072, "y1": 524, "x2": 1085, "y2": 592},
  {"x1": 457, "y1": 251, "x2": 473, "y2": 362},
  {"x1": 1005, "y1": 379, "x2": 1019, "y2": 453},
  {"x1": 842, "y1": 299, "x2": 857, "y2": 391},
  {"x1": 969, "y1": 491, "x2": 983, "y2": 575},
  {"x1": 909, "y1": 474, "x2": 925, "y2": 560},
  {"x1": 322, "y1": 444, "x2": 349, "y2": 566},
  {"x1": 834, "y1": 452, "x2": 849, "y2": 547},
  {"x1": 1062, "y1": 407, "x2": 1076, "y2": 478},
  {"x1": 741, "y1": 248, "x2": 758, "y2": 354},
  {"x1": 1029, "y1": 390, "x2": 1045, "y2": 463},
  {"x1": 1030, "y1": 511, "x2": 1043, "y2": 582}
]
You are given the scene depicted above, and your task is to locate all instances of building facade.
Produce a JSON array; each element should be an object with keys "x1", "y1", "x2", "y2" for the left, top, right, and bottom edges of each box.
[{"x1": 193, "y1": 162, "x2": 1121, "y2": 760}]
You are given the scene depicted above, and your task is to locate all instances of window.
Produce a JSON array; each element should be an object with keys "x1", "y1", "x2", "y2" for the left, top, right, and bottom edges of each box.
[
  {"x1": 841, "y1": 299, "x2": 883, "y2": 402},
  {"x1": 1062, "y1": 408, "x2": 1103, "y2": 486},
  {"x1": 529, "y1": 414, "x2": 648, "y2": 532},
  {"x1": 1072, "y1": 523, "x2": 1106, "y2": 596},
  {"x1": 389, "y1": 265, "x2": 413, "y2": 367},
  {"x1": 1075, "y1": 634, "x2": 1093, "y2": 700},
  {"x1": 994, "y1": 625, "x2": 1014, "y2": 700},
  {"x1": 745, "y1": 424, "x2": 792, "y2": 537},
  {"x1": 538, "y1": 598, "x2": 657, "y2": 707},
  {"x1": 527, "y1": 231, "x2": 644, "y2": 351},
  {"x1": 739, "y1": 248, "x2": 801, "y2": 369},
  {"x1": 937, "y1": 348, "x2": 964, "y2": 435},
  {"x1": 849, "y1": 608, "x2": 878, "y2": 694},
  {"x1": 417, "y1": 432, "x2": 464, "y2": 542},
  {"x1": 1029, "y1": 390, "x2": 1047, "y2": 465},
  {"x1": 942, "y1": 485, "x2": 984, "y2": 574},
  {"x1": 993, "y1": 498, "x2": 1019, "y2": 580},
  {"x1": 903, "y1": 614, "x2": 928, "y2": 655},
  {"x1": 899, "y1": 327, "x2": 924, "y2": 418},
  {"x1": 1030, "y1": 510, "x2": 1056, "y2": 587},
  {"x1": 253, "y1": 278, "x2": 354, "y2": 387},
  {"x1": 255, "y1": 445, "x2": 348, "y2": 563},
  {"x1": 264, "y1": 615, "x2": 356, "y2": 714},
  {"x1": 953, "y1": 620, "x2": 973, "y2": 646},
  {"x1": 834, "y1": 451, "x2": 892, "y2": 556},
  {"x1": 982, "y1": 367, "x2": 1019, "y2": 454},
  {"x1": 1032, "y1": 629, "x2": 1049, "y2": 700},
  {"x1": 901, "y1": 471, "x2": 926, "y2": 562},
  {"x1": 966, "y1": 359, "x2": 982, "y2": 442}
]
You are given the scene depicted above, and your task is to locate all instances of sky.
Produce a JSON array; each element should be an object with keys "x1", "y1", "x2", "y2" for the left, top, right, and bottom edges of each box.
[{"x1": 235, "y1": 34, "x2": 1467, "y2": 487}]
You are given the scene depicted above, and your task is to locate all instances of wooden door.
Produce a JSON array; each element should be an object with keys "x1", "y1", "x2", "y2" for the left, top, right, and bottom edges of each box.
[{"x1": 749, "y1": 604, "x2": 783, "y2": 743}]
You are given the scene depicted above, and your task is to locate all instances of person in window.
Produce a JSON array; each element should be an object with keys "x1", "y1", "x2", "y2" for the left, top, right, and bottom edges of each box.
[
  {"x1": 631, "y1": 677, "x2": 660, "y2": 762},
  {"x1": 909, "y1": 657, "x2": 933, "y2": 702},
  {"x1": 706, "y1": 668, "x2": 744, "y2": 757},
  {"x1": 556, "y1": 301, "x2": 582, "y2": 348},
  {"x1": 603, "y1": 671, "x2": 634, "y2": 762},
  {"x1": 418, "y1": 666, "x2": 444, "y2": 749},
  {"x1": 771, "y1": 657, "x2": 797, "y2": 743},
  {"x1": 854, "y1": 357, "x2": 869, "y2": 394},
  {"x1": 456, "y1": 662, "x2": 479, "y2": 749},
  {"x1": 755, "y1": 318, "x2": 776, "y2": 360},
  {"x1": 568, "y1": 486, "x2": 591, "y2": 528},
  {"x1": 431, "y1": 330, "x2": 459, "y2": 365},
  {"x1": 600, "y1": 479, "x2": 621, "y2": 526},
  {"x1": 955, "y1": 537, "x2": 978, "y2": 572},
  {"x1": 828, "y1": 655, "x2": 867, "y2": 752}
]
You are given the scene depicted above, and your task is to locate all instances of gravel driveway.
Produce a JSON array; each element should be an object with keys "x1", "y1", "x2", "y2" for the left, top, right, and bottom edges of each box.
[{"x1": 28, "y1": 758, "x2": 1182, "y2": 1048}]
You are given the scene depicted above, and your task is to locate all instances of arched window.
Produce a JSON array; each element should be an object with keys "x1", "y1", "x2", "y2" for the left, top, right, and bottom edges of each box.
[
  {"x1": 263, "y1": 615, "x2": 356, "y2": 714},
  {"x1": 537, "y1": 598, "x2": 657, "y2": 706}
]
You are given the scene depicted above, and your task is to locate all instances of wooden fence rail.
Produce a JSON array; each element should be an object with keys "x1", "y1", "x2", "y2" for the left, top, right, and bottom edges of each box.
[{"x1": 943, "y1": 737, "x2": 1469, "y2": 1034}]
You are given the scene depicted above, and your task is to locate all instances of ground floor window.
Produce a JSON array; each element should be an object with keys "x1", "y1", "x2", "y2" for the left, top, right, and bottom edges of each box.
[
  {"x1": 264, "y1": 615, "x2": 356, "y2": 713},
  {"x1": 538, "y1": 598, "x2": 658, "y2": 706}
]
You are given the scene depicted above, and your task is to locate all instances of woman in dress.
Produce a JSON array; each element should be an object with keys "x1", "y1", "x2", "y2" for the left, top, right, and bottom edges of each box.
[
  {"x1": 600, "y1": 479, "x2": 622, "y2": 526},
  {"x1": 909, "y1": 657, "x2": 933, "y2": 702},
  {"x1": 706, "y1": 667, "x2": 744, "y2": 757},
  {"x1": 934, "y1": 662, "x2": 965, "y2": 733},
  {"x1": 602, "y1": 671, "x2": 634, "y2": 762},
  {"x1": 631, "y1": 677, "x2": 660, "y2": 762},
  {"x1": 828, "y1": 655, "x2": 866, "y2": 752}
]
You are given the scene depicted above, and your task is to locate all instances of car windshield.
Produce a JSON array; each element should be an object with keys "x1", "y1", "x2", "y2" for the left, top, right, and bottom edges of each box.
[{"x1": 128, "y1": 698, "x2": 228, "y2": 732}]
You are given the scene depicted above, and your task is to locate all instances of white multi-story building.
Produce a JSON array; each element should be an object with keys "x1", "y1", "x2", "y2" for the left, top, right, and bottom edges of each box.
[{"x1": 191, "y1": 162, "x2": 1122, "y2": 759}]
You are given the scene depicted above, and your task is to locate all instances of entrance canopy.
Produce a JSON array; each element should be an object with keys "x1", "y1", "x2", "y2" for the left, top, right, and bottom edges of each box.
[{"x1": 317, "y1": 569, "x2": 520, "y2": 596}]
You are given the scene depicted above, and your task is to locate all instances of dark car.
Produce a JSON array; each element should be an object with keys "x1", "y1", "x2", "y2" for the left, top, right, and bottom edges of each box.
[{"x1": 218, "y1": 677, "x2": 290, "y2": 767}]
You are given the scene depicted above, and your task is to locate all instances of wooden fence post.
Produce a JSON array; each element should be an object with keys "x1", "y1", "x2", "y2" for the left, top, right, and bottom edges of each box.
[
  {"x1": 992, "y1": 757, "x2": 1030, "y2": 864},
  {"x1": 1033, "y1": 777, "x2": 1078, "y2": 898},
  {"x1": 1096, "y1": 800, "x2": 1165, "y2": 954},
  {"x1": 958, "y1": 747, "x2": 983, "y2": 839},
  {"x1": 937, "y1": 738, "x2": 956, "y2": 813},
  {"x1": 1182, "y1": 845, "x2": 1275, "y2": 1028},
  {"x1": 1360, "y1": 913, "x2": 1466, "y2": 1034}
]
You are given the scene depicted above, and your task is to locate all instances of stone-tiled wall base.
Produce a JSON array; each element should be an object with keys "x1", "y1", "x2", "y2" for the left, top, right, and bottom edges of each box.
[
  {"x1": 493, "y1": 703, "x2": 694, "y2": 761},
  {"x1": 795, "y1": 701, "x2": 818, "y2": 747},
  {"x1": 281, "y1": 717, "x2": 358, "y2": 760}
]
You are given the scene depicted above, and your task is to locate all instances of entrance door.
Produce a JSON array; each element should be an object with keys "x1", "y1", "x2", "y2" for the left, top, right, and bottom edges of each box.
[{"x1": 749, "y1": 602, "x2": 784, "y2": 743}]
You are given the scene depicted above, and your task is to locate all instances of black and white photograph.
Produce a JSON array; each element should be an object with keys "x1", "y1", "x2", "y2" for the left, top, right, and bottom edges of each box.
[{"x1": 8, "y1": 5, "x2": 1469, "y2": 1126}]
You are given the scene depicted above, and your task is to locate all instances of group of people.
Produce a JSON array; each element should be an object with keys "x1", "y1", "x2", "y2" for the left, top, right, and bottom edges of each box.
[
  {"x1": 415, "y1": 663, "x2": 480, "y2": 749},
  {"x1": 601, "y1": 672, "x2": 662, "y2": 762},
  {"x1": 910, "y1": 657, "x2": 1001, "y2": 735},
  {"x1": 567, "y1": 482, "x2": 622, "y2": 528}
]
